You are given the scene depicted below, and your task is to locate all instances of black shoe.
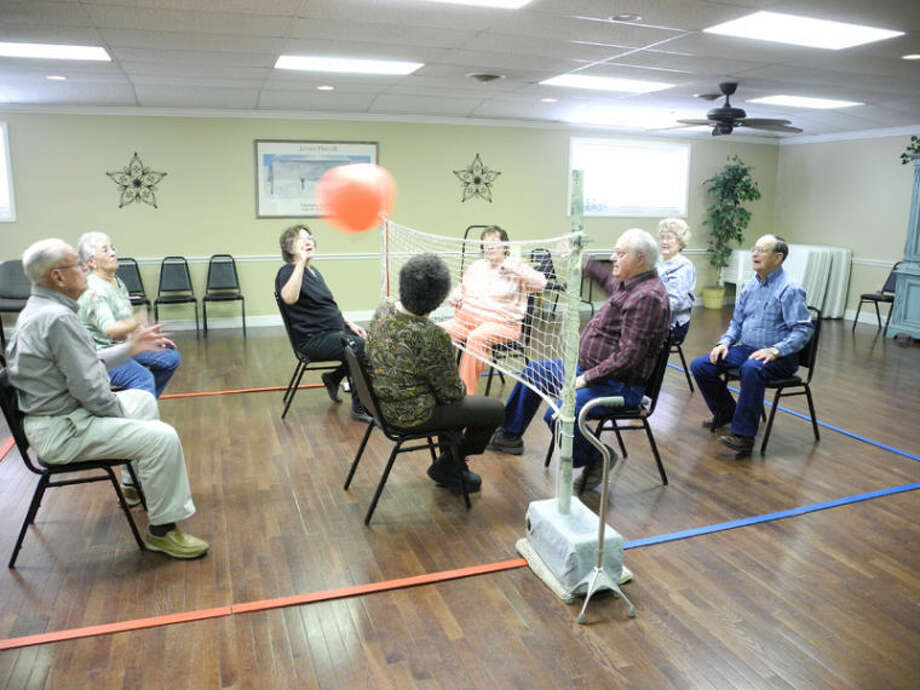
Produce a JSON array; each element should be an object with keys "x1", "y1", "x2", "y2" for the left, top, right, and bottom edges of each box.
[
  {"x1": 427, "y1": 454, "x2": 481, "y2": 494},
  {"x1": 577, "y1": 444, "x2": 619, "y2": 492},
  {"x1": 351, "y1": 401, "x2": 373, "y2": 423},
  {"x1": 719, "y1": 432, "x2": 754, "y2": 453},
  {"x1": 321, "y1": 372, "x2": 342, "y2": 403},
  {"x1": 487, "y1": 429, "x2": 524, "y2": 455},
  {"x1": 702, "y1": 407, "x2": 735, "y2": 432}
]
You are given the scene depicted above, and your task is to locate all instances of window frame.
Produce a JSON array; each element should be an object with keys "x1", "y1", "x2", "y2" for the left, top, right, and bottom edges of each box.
[
  {"x1": 568, "y1": 136, "x2": 690, "y2": 218},
  {"x1": 0, "y1": 122, "x2": 15, "y2": 223}
]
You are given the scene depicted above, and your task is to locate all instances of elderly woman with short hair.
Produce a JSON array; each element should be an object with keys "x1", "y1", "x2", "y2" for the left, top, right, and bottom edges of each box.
[
  {"x1": 657, "y1": 218, "x2": 697, "y2": 340},
  {"x1": 367, "y1": 253, "x2": 504, "y2": 494},
  {"x1": 76, "y1": 231, "x2": 181, "y2": 397}
]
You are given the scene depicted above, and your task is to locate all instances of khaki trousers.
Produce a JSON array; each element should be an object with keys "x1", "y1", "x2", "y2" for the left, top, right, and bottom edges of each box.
[{"x1": 23, "y1": 389, "x2": 196, "y2": 526}]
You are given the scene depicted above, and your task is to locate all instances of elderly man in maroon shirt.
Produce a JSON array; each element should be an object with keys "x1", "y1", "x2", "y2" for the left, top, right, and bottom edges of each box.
[{"x1": 488, "y1": 228, "x2": 670, "y2": 490}]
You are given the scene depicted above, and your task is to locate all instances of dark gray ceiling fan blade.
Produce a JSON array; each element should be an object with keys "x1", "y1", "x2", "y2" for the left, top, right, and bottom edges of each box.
[
  {"x1": 676, "y1": 119, "x2": 714, "y2": 125},
  {"x1": 695, "y1": 93, "x2": 722, "y2": 101},
  {"x1": 740, "y1": 118, "x2": 793, "y2": 127},
  {"x1": 738, "y1": 121, "x2": 803, "y2": 133}
]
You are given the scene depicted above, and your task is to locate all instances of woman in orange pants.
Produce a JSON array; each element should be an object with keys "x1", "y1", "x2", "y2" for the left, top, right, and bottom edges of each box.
[{"x1": 440, "y1": 226, "x2": 547, "y2": 395}]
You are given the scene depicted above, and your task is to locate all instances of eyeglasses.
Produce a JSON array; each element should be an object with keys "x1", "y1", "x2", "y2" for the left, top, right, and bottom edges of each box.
[
  {"x1": 750, "y1": 246, "x2": 774, "y2": 255},
  {"x1": 55, "y1": 261, "x2": 89, "y2": 273}
]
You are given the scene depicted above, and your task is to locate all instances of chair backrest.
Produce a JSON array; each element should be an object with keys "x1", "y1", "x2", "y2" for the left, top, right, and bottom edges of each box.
[
  {"x1": 343, "y1": 343, "x2": 385, "y2": 428},
  {"x1": 274, "y1": 291, "x2": 301, "y2": 353},
  {"x1": 642, "y1": 336, "x2": 674, "y2": 415},
  {"x1": 0, "y1": 260, "x2": 32, "y2": 300},
  {"x1": 205, "y1": 254, "x2": 241, "y2": 292},
  {"x1": 157, "y1": 256, "x2": 194, "y2": 294},
  {"x1": 796, "y1": 306, "x2": 822, "y2": 383},
  {"x1": 529, "y1": 248, "x2": 557, "y2": 284},
  {"x1": 882, "y1": 262, "x2": 901, "y2": 294},
  {"x1": 116, "y1": 258, "x2": 147, "y2": 296},
  {"x1": 0, "y1": 368, "x2": 42, "y2": 476}
]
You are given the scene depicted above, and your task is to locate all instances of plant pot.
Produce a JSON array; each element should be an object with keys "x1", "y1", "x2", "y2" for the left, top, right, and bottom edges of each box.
[{"x1": 702, "y1": 286, "x2": 725, "y2": 310}]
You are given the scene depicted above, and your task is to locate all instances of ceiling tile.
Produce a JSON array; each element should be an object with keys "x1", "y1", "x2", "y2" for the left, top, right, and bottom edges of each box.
[{"x1": 135, "y1": 84, "x2": 259, "y2": 108}]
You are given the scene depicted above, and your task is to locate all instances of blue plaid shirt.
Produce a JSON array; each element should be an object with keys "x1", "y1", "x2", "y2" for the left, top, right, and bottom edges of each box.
[
  {"x1": 657, "y1": 253, "x2": 696, "y2": 328},
  {"x1": 719, "y1": 267, "x2": 813, "y2": 357}
]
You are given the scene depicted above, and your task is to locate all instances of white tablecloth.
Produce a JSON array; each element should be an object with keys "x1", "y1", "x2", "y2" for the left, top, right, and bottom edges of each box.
[{"x1": 721, "y1": 244, "x2": 852, "y2": 318}]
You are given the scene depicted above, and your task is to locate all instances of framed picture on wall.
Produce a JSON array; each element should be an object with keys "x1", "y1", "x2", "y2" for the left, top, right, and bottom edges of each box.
[{"x1": 254, "y1": 139, "x2": 378, "y2": 218}]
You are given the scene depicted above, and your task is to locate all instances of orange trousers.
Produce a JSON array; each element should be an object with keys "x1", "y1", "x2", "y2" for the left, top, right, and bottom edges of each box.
[{"x1": 441, "y1": 314, "x2": 521, "y2": 395}]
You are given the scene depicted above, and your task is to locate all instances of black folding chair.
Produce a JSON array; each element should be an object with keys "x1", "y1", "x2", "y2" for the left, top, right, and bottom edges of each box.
[
  {"x1": 342, "y1": 344, "x2": 470, "y2": 525},
  {"x1": 0, "y1": 368, "x2": 148, "y2": 568},
  {"x1": 275, "y1": 292, "x2": 339, "y2": 419},
  {"x1": 853, "y1": 262, "x2": 900, "y2": 336},
  {"x1": 544, "y1": 336, "x2": 672, "y2": 489},
  {"x1": 722, "y1": 306, "x2": 822, "y2": 453},
  {"x1": 202, "y1": 254, "x2": 246, "y2": 337},
  {"x1": 0, "y1": 260, "x2": 31, "y2": 350},
  {"x1": 115, "y1": 258, "x2": 151, "y2": 309},
  {"x1": 668, "y1": 327, "x2": 694, "y2": 392},
  {"x1": 154, "y1": 256, "x2": 199, "y2": 337}
]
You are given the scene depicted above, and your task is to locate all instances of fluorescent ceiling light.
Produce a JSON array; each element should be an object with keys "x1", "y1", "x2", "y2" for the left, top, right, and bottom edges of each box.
[
  {"x1": 703, "y1": 11, "x2": 903, "y2": 50},
  {"x1": 416, "y1": 0, "x2": 533, "y2": 8},
  {"x1": 0, "y1": 41, "x2": 110, "y2": 61},
  {"x1": 540, "y1": 97, "x2": 558, "y2": 103},
  {"x1": 903, "y1": 54, "x2": 920, "y2": 60},
  {"x1": 540, "y1": 74, "x2": 674, "y2": 94},
  {"x1": 316, "y1": 85, "x2": 335, "y2": 91},
  {"x1": 275, "y1": 55, "x2": 423, "y2": 75},
  {"x1": 748, "y1": 95, "x2": 863, "y2": 109},
  {"x1": 46, "y1": 75, "x2": 67, "y2": 81}
]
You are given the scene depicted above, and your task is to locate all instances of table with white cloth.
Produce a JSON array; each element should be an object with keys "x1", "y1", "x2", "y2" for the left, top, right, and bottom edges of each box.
[{"x1": 721, "y1": 244, "x2": 852, "y2": 318}]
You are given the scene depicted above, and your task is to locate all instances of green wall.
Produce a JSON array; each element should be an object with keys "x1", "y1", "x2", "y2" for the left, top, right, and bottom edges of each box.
[
  {"x1": 775, "y1": 134, "x2": 914, "y2": 313},
  {"x1": 0, "y1": 110, "x2": 778, "y2": 324}
]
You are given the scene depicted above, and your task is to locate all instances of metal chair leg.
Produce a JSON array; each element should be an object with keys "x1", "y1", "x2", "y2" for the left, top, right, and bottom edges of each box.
[
  {"x1": 107, "y1": 468, "x2": 146, "y2": 551},
  {"x1": 9, "y1": 475, "x2": 49, "y2": 568},
  {"x1": 872, "y1": 301, "x2": 882, "y2": 329},
  {"x1": 883, "y1": 303, "x2": 894, "y2": 338},
  {"x1": 760, "y1": 390, "x2": 783, "y2": 453},
  {"x1": 281, "y1": 362, "x2": 308, "y2": 419},
  {"x1": 344, "y1": 422, "x2": 375, "y2": 490},
  {"x1": 676, "y1": 344, "x2": 694, "y2": 392},
  {"x1": 241, "y1": 298, "x2": 247, "y2": 337},
  {"x1": 202, "y1": 301, "x2": 208, "y2": 337},
  {"x1": 643, "y1": 419, "x2": 667, "y2": 485},
  {"x1": 804, "y1": 385, "x2": 820, "y2": 441},
  {"x1": 365, "y1": 444, "x2": 401, "y2": 525}
]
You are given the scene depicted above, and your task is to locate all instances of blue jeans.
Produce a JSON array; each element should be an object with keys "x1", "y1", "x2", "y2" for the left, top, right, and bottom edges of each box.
[
  {"x1": 109, "y1": 347, "x2": 181, "y2": 398},
  {"x1": 690, "y1": 345, "x2": 798, "y2": 437},
  {"x1": 502, "y1": 359, "x2": 645, "y2": 468}
]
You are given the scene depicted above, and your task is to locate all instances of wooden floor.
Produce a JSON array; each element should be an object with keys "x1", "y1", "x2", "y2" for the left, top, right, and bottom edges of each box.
[{"x1": 0, "y1": 308, "x2": 918, "y2": 689}]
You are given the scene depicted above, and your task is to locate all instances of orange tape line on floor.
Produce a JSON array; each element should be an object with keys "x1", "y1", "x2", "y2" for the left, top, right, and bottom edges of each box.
[
  {"x1": 0, "y1": 606, "x2": 232, "y2": 651},
  {"x1": 232, "y1": 557, "x2": 528, "y2": 614},
  {"x1": 0, "y1": 558, "x2": 527, "y2": 650},
  {"x1": 160, "y1": 383, "x2": 322, "y2": 399},
  {"x1": 0, "y1": 436, "x2": 13, "y2": 463}
]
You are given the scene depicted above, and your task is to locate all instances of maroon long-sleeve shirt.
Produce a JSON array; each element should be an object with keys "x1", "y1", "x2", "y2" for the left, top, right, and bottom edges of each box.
[{"x1": 578, "y1": 266, "x2": 670, "y2": 386}]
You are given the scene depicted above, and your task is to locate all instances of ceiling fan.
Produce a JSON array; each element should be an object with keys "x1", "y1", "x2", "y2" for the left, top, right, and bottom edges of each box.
[{"x1": 678, "y1": 82, "x2": 803, "y2": 136}]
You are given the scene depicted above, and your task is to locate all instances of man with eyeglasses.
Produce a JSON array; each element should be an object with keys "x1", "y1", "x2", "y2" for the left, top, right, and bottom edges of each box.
[
  {"x1": 690, "y1": 234, "x2": 814, "y2": 453},
  {"x1": 4, "y1": 238, "x2": 208, "y2": 559},
  {"x1": 76, "y1": 231, "x2": 181, "y2": 400},
  {"x1": 488, "y1": 228, "x2": 670, "y2": 492}
]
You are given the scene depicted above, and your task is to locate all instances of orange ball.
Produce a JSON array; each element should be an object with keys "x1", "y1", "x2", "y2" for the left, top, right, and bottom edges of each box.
[{"x1": 317, "y1": 163, "x2": 396, "y2": 233}]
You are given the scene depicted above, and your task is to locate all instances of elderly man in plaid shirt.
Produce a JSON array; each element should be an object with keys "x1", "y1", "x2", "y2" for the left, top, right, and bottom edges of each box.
[
  {"x1": 691, "y1": 234, "x2": 813, "y2": 453},
  {"x1": 488, "y1": 228, "x2": 670, "y2": 491}
]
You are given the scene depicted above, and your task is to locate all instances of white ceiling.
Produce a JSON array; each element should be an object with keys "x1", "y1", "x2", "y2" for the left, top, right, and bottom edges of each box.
[{"x1": 0, "y1": 0, "x2": 918, "y2": 137}]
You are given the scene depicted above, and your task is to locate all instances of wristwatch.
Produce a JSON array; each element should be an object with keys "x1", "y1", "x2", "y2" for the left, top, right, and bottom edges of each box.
[{"x1": 768, "y1": 346, "x2": 780, "y2": 357}]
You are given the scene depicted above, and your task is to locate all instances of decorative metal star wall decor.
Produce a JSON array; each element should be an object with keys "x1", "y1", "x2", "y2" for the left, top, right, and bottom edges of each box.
[
  {"x1": 453, "y1": 153, "x2": 501, "y2": 202},
  {"x1": 106, "y1": 152, "x2": 167, "y2": 208}
]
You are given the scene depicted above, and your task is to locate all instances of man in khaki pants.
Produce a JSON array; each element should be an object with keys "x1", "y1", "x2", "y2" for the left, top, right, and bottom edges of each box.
[{"x1": 5, "y1": 238, "x2": 208, "y2": 559}]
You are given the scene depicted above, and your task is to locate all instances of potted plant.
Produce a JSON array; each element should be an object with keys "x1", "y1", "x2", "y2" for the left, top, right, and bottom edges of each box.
[{"x1": 701, "y1": 154, "x2": 762, "y2": 309}]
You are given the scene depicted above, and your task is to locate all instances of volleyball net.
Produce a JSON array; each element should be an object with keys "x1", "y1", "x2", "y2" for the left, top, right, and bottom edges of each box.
[{"x1": 380, "y1": 220, "x2": 585, "y2": 415}]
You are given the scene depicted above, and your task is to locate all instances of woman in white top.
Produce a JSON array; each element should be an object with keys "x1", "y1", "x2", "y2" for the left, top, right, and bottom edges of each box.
[
  {"x1": 440, "y1": 226, "x2": 547, "y2": 395},
  {"x1": 657, "y1": 218, "x2": 697, "y2": 341}
]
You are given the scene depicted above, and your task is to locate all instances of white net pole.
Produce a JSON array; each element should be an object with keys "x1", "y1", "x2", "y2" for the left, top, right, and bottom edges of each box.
[{"x1": 555, "y1": 169, "x2": 585, "y2": 515}]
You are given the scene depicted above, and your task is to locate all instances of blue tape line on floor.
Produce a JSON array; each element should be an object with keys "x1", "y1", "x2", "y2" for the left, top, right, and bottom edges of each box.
[
  {"x1": 666, "y1": 362, "x2": 920, "y2": 463},
  {"x1": 624, "y1": 482, "x2": 920, "y2": 549}
]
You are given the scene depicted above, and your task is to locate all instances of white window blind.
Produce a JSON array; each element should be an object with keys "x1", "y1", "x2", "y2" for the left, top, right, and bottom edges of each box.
[
  {"x1": 569, "y1": 136, "x2": 689, "y2": 217},
  {"x1": 0, "y1": 123, "x2": 14, "y2": 222}
]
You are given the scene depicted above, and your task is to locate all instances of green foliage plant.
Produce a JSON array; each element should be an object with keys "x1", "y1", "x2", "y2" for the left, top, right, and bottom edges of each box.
[
  {"x1": 703, "y1": 154, "x2": 762, "y2": 276},
  {"x1": 900, "y1": 135, "x2": 920, "y2": 164}
]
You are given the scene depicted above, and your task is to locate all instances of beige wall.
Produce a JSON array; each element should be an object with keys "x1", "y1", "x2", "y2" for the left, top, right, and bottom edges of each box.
[
  {"x1": 775, "y1": 134, "x2": 914, "y2": 313},
  {"x1": 1, "y1": 111, "x2": 780, "y2": 324}
]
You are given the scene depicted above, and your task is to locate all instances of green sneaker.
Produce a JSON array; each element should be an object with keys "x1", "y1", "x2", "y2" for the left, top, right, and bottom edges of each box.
[{"x1": 144, "y1": 528, "x2": 209, "y2": 559}]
